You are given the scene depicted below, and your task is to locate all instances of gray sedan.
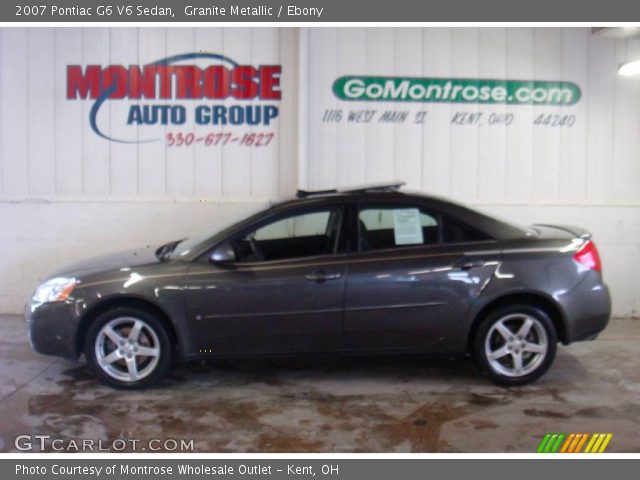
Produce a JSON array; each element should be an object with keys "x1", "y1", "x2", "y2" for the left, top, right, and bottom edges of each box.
[{"x1": 25, "y1": 183, "x2": 611, "y2": 388}]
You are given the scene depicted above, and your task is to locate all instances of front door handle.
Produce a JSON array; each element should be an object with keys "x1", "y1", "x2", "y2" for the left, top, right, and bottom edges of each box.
[
  {"x1": 305, "y1": 271, "x2": 341, "y2": 283},
  {"x1": 454, "y1": 258, "x2": 485, "y2": 270}
]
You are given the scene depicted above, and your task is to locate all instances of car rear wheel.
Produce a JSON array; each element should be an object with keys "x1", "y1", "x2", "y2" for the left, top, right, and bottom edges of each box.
[
  {"x1": 85, "y1": 307, "x2": 172, "y2": 389},
  {"x1": 472, "y1": 305, "x2": 557, "y2": 386}
]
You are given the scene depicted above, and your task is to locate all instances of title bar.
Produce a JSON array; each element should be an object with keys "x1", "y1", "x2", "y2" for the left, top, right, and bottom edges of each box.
[{"x1": 2, "y1": 0, "x2": 640, "y2": 22}]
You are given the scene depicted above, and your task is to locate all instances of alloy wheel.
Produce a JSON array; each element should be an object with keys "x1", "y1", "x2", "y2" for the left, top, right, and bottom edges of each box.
[
  {"x1": 484, "y1": 313, "x2": 548, "y2": 378},
  {"x1": 94, "y1": 316, "x2": 161, "y2": 382}
]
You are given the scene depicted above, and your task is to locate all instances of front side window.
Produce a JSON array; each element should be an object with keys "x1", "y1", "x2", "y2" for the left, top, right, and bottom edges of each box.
[
  {"x1": 358, "y1": 206, "x2": 440, "y2": 251},
  {"x1": 232, "y1": 209, "x2": 342, "y2": 262}
]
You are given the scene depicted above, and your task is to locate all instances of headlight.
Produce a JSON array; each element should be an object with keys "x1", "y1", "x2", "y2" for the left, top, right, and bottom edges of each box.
[{"x1": 32, "y1": 277, "x2": 77, "y2": 303}]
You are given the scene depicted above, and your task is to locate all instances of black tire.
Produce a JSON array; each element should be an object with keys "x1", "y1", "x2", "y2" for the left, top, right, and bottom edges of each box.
[
  {"x1": 472, "y1": 304, "x2": 557, "y2": 386},
  {"x1": 84, "y1": 307, "x2": 173, "y2": 389}
]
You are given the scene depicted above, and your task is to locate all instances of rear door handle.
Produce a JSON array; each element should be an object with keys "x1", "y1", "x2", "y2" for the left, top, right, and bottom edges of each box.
[
  {"x1": 305, "y1": 271, "x2": 341, "y2": 283},
  {"x1": 454, "y1": 258, "x2": 485, "y2": 270}
]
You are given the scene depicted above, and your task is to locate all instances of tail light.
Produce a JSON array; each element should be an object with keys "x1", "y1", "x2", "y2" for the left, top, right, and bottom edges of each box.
[{"x1": 573, "y1": 240, "x2": 602, "y2": 272}]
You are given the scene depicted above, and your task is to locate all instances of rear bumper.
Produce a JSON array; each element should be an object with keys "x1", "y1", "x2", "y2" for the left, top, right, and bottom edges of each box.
[
  {"x1": 560, "y1": 275, "x2": 611, "y2": 344},
  {"x1": 25, "y1": 300, "x2": 81, "y2": 359}
]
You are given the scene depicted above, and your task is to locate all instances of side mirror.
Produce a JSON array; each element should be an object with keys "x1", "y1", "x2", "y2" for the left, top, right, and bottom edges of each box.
[{"x1": 209, "y1": 243, "x2": 236, "y2": 265}]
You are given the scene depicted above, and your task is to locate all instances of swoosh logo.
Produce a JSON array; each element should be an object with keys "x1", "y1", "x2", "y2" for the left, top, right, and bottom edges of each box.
[{"x1": 89, "y1": 52, "x2": 239, "y2": 144}]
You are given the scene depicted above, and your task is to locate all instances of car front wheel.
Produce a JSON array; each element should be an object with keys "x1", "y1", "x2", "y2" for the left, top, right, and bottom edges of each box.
[
  {"x1": 85, "y1": 307, "x2": 172, "y2": 389},
  {"x1": 472, "y1": 305, "x2": 557, "y2": 386}
]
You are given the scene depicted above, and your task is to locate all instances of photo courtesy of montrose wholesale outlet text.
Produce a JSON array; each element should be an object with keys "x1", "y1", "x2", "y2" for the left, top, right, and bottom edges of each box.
[{"x1": 1, "y1": 0, "x2": 640, "y2": 479}]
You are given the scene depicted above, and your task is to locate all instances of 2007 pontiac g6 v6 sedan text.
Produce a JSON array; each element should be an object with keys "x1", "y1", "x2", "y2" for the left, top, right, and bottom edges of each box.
[{"x1": 26, "y1": 183, "x2": 611, "y2": 388}]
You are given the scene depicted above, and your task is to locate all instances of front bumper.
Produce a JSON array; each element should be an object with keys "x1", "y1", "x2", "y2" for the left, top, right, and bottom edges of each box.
[{"x1": 25, "y1": 300, "x2": 82, "y2": 359}]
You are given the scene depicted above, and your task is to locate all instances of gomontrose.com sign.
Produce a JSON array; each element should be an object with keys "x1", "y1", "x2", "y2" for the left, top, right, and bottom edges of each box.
[{"x1": 333, "y1": 76, "x2": 581, "y2": 106}]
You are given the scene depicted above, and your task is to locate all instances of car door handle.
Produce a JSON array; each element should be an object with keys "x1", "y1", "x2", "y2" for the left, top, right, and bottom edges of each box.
[
  {"x1": 305, "y1": 271, "x2": 341, "y2": 283},
  {"x1": 454, "y1": 258, "x2": 485, "y2": 270}
]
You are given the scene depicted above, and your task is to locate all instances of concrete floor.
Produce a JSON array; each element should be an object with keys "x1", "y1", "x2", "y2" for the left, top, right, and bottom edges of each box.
[{"x1": 0, "y1": 314, "x2": 639, "y2": 453}]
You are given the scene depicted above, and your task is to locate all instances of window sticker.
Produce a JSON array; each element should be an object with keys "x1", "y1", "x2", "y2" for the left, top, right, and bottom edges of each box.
[{"x1": 393, "y1": 208, "x2": 424, "y2": 245}]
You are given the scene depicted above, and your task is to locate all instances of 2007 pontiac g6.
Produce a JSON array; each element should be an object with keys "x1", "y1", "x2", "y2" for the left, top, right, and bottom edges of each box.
[{"x1": 26, "y1": 183, "x2": 611, "y2": 388}]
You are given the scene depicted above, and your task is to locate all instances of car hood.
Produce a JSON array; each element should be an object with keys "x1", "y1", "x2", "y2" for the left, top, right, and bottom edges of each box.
[{"x1": 50, "y1": 245, "x2": 165, "y2": 278}]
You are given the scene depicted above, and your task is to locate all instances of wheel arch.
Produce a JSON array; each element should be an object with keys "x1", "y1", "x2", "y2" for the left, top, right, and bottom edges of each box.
[
  {"x1": 467, "y1": 291, "x2": 568, "y2": 352},
  {"x1": 75, "y1": 295, "x2": 180, "y2": 358}
]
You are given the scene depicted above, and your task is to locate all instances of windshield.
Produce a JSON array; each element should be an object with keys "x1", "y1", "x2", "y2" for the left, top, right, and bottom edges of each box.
[{"x1": 169, "y1": 202, "x2": 272, "y2": 259}]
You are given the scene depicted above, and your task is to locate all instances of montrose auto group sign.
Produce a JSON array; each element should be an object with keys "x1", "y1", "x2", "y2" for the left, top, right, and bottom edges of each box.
[{"x1": 67, "y1": 52, "x2": 281, "y2": 146}]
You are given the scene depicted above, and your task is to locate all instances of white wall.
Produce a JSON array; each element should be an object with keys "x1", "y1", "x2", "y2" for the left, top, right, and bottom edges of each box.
[{"x1": 1, "y1": 27, "x2": 639, "y2": 317}]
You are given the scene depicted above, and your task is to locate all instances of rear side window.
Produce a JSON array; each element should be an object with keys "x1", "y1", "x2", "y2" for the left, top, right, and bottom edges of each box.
[
  {"x1": 358, "y1": 207, "x2": 439, "y2": 251},
  {"x1": 357, "y1": 205, "x2": 492, "y2": 252},
  {"x1": 442, "y1": 218, "x2": 491, "y2": 243}
]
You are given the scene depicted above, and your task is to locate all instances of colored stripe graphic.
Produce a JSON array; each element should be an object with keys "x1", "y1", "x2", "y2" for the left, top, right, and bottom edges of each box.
[
  {"x1": 537, "y1": 433, "x2": 552, "y2": 453},
  {"x1": 584, "y1": 433, "x2": 599, "y2": 453},
  {"x1": 538, "y1": 433, "x2": 612, "y2": 453},
  {"x1": 584, "y1": 433, "x2": 614, "y2": 453},
  {"x1": 575, "y1": 433, "x2": 589, "y2": 452},
  {"x1": 550, "y1": 433, "x2": 566, "y2": 453},
  {"x1": 597, "y1": 434, "x2": 613, "y2": 453},
  {"x1": 559, "y1": 433, "x2": 575, "y2": 453},
  {"x1": 537, "y1": 433, "x2": 566, "y2": 453}
]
